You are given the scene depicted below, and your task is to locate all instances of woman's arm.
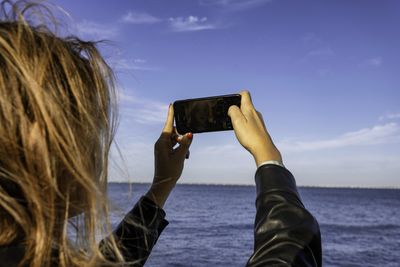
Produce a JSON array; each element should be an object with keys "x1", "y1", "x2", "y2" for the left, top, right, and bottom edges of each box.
[
  {"x1": 247, "y1": 164, "x2": 321, "y2": 266},
  {"x1": 99, "y1": 104, "x2": 193, "y2": 266},
  {"x1": 145, "y1": 104, "x2": 193, "y2": 208},
  {"x1": 99, "y1": 196, "x2": 169, "y2": 266},
  {"x1": 228, "y1": 90, "x2": 322, "y2": 266}
]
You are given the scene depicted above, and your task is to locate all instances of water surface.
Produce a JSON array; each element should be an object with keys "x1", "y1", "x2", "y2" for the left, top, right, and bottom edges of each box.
[{"x1": 108, "y1": 183, "x2": 400, "y2": 267}]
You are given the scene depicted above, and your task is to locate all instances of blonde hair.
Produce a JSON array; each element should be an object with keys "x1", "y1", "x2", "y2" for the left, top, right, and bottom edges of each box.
[{"x1": 0, "y1": 0, "x2": 124, "y2": 266}]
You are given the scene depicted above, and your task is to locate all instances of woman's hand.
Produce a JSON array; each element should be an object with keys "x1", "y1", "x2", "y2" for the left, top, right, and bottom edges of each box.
[
  {"x1": 228, "y1": 90, "x2": 283, "y2": 167},
  {"x1": 145, "y1": 104, "x2": 193, "y2": 208}
]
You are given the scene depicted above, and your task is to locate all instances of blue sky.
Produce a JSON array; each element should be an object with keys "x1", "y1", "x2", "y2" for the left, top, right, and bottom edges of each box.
[{"x1": 51, "y1": 0, "x2": 400, "y2": 187}]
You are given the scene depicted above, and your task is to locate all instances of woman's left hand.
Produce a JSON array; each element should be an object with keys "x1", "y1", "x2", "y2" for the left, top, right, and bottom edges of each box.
[{"x1": 145, "y1": 104, "x2": 193, "y2": 208}]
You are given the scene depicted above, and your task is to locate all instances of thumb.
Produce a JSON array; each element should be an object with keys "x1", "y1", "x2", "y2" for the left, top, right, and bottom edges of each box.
[
  {"x1": 228, "y1": 105, "x2": 246, "y2": 129},
  {"x1": 175, "y1": 133, "x2": 193, "y2": 159},
  {"x1": 162, "y1": 104, "x2": 174, "y2": 134}
]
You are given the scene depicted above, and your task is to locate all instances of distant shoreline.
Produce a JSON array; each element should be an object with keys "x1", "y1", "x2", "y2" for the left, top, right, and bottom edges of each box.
[{"x1": 108, "y1": 182, "x2": 400, "y2": 190}]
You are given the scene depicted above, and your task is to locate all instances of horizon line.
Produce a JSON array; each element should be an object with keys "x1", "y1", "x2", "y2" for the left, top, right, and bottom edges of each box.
[{"x1": 108, "y1": 181, "x2": 400, "y2": 190}]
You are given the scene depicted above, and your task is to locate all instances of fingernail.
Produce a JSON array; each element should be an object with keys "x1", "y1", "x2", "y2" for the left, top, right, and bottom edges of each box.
[{"x1": 187, "y1": 132, "x2": 193, "y2": 139}]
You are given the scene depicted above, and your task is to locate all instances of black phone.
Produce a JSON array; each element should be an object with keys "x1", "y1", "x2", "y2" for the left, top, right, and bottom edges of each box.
[{"x1": 173, "y1": 94, "x2": 241, "y2": 134}]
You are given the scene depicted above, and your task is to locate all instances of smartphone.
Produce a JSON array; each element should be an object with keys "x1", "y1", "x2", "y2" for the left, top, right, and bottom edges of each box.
[{"x1": 173, "y1": 94, "x2": 241, "y2": 134}]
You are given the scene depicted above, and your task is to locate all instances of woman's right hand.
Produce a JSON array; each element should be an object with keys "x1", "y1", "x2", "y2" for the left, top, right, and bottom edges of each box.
[{"x1": 228, "y1": 90, "x2": 283, "y2": 167}]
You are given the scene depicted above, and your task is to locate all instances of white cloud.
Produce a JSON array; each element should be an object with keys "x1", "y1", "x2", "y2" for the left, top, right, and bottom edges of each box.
[
  {"x1": 168, "y1": 16, "x2": 216, "y2": 32},
  {"x1": 109, "y1": 58, "x2": 159, "y2": 71},
  {"x1": 118, "y1": 92, "x2": 168, "y2": 125},
  {"x1": 200, "y1": 0, "x2": 273, "y2": 11},
  {"x1": 108, "y1": 92, "x2": 169, "y2": 182},
  {"x1": 284, "y1": 153, "x2": 400, "y2": 188},
  {"x1": 316, "y1": 68, "x2": 332, "y2": 77},
  {"x1": 108, "y1": 139, "x2": 154, "y2": 183},
  {"x1": 109, "y1": 113, "x2": 400, "y2": 186},
  {"x1": 198, "y1": 144, "x2": 237, "y2": 154},
  {"x1": 307, "y1": 47, "x2": 334, "y2": 58},
  {"x1": 302, "y1": 33, "x2": 323, "y2": 47},
  {"x1": 301, "y1": 33, "x2": 334, "y2": 62},
  {"x1": 76, "y1": 20, "x2": 118, "y2": 39},
  {"x1": 379, "y1": 113, "x2": 400, "y2": 121},
  {"x1": 361, "y1": 56, "x2": 383, "y2": 68},
  {"x1": 121, "y1": 12, "x2": 161, "y2": 24},
  {"x1": 278, "y1": 123, "x2": 400, "y2": 152},
  {"x1": 133, "y1": 59, "x2": 146, "y2": 64}
]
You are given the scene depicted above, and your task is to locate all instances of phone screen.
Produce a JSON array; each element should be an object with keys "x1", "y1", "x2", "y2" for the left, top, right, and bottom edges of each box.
[{"x1": 173, "y1": 94, "x2": 241, "y2": 134}]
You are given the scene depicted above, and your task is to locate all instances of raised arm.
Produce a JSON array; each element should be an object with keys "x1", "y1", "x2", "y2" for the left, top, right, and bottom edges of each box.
[
  {"x1": 100, "y1": 104, "x2": 193, "y2": 266},
  {"x1": 228, "y1": 90, "x2": 322, "y2": 266},
  {"x1": 247, "y1": 164, "x2": 321, "y2": 266},
  {"x1": 99, "y1": 196, "x2": 169, "y2": 266}
]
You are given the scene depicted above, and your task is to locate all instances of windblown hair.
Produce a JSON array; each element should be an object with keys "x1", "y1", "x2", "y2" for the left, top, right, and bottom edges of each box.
[{"x1": 0, "y1": 0, "x2": 123, "y2": 266}]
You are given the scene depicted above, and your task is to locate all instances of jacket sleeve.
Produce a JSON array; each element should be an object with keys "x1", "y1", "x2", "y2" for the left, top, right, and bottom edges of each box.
[
  {"x1": 99, "y1": 195, "x2": 169, "y2": 266},
  {"x1": 246, "y1": 164, "x2": 322, "y2": 267}
]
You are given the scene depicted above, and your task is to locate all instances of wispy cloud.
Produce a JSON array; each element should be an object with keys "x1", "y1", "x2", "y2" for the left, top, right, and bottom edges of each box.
[
  {"x1": 278, "y1": 123, "x2": 400, "y2": 152},
  {"x1": 379, "y1": 113, "x2": 400, "y2": 121},
  {"x1": 300, "y1": 33, "x2": 334, "y2": 67},
  {"x1": 198, "y1": 144, "x2": 237, "y2": 154},
  {"x1": 108, "y1": 139, "x2": 154, "y2": 182},
  {"x1": 76, "y1": 20, "x2": 118, "y2": 39},
  {"x1": 200, "y1": 0, "x2": 273, "y2": 11},
  {"x1": 316, "y1": 68, "x2": 332, "y2": 77},
  {"x1": 301, "y1": 33, "x2": 334, "y2": 59},
  {"x1": 302, "y1": 33, "x2": 323, "y2": 47},
  {"x1": 360, "y1": 56, "x2": 383, "y2": 68},
  {"x1": 307, "y1": 47, "x2": 334, "y2": 58},
  {"x1": 168, "y1": 16, "x2": 216, "y2": 32},
  {"x1": 121, "y1": 11, "x2": 162, "y2": 24},
  {"x1": 119, "y1": 92, "x2": 168, "y2": 125},
  {"x1": 109, "y1": 58, "x2": 159, "y2": 72},
  {"x1": 133, "y1": 59, "x2": 146, "y2": 64}
]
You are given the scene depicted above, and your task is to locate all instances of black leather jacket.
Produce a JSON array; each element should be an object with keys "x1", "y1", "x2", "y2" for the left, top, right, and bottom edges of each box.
[
  {"x1": 0, "y1": 164, "x2": 322, "y2": 266},
  {"x1": 246, "y1": 164, "x2": 321, "y2": 266}
]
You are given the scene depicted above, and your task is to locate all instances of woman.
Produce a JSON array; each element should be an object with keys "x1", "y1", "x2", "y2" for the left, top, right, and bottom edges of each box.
[{"x1": 0, "y1": 1, "x2": 322, "y2": 266}]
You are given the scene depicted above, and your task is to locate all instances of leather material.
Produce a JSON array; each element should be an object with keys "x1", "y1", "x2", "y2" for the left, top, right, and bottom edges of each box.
[
  {"x1": 0, "y1": 165, "x2": 322, "y2": 266},
  {"x1": 99, "y1": 196, "x2": 169, "y2": 266},
  {"x1": 246, "y1": 164, "x2": 322, "y2": 267},
  {"x1": 0, "y1": 196, "x2": 168, "y2": 267}
]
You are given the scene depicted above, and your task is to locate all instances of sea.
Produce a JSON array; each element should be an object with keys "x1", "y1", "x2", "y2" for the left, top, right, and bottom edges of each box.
[{"x1": 107, "y1": 183, "x2": 400, "y2": 267}]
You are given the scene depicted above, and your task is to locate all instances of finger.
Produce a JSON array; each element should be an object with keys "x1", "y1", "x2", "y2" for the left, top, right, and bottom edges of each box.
[
  {"x1": 170, "y1": 127, "x2": 180, "y2": 146},
  {"x1": 173, "y1": 128, "x2": 187, "y2": 148},
  {"x1": 174, "y1": 132, "x2": 193, "y2": 159},
  {"x1": 239, "y1": 90, "x2": 255, "y2": 112},
  {"x1": 228, "y1": 105, "x2": 246, "y2": 128},
  {"x1": 157, "y1": 126, "x2": 179, "y2": 155},
  {"x1": 162, "y1": 104, "x2": 174, "y2": 133}
]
